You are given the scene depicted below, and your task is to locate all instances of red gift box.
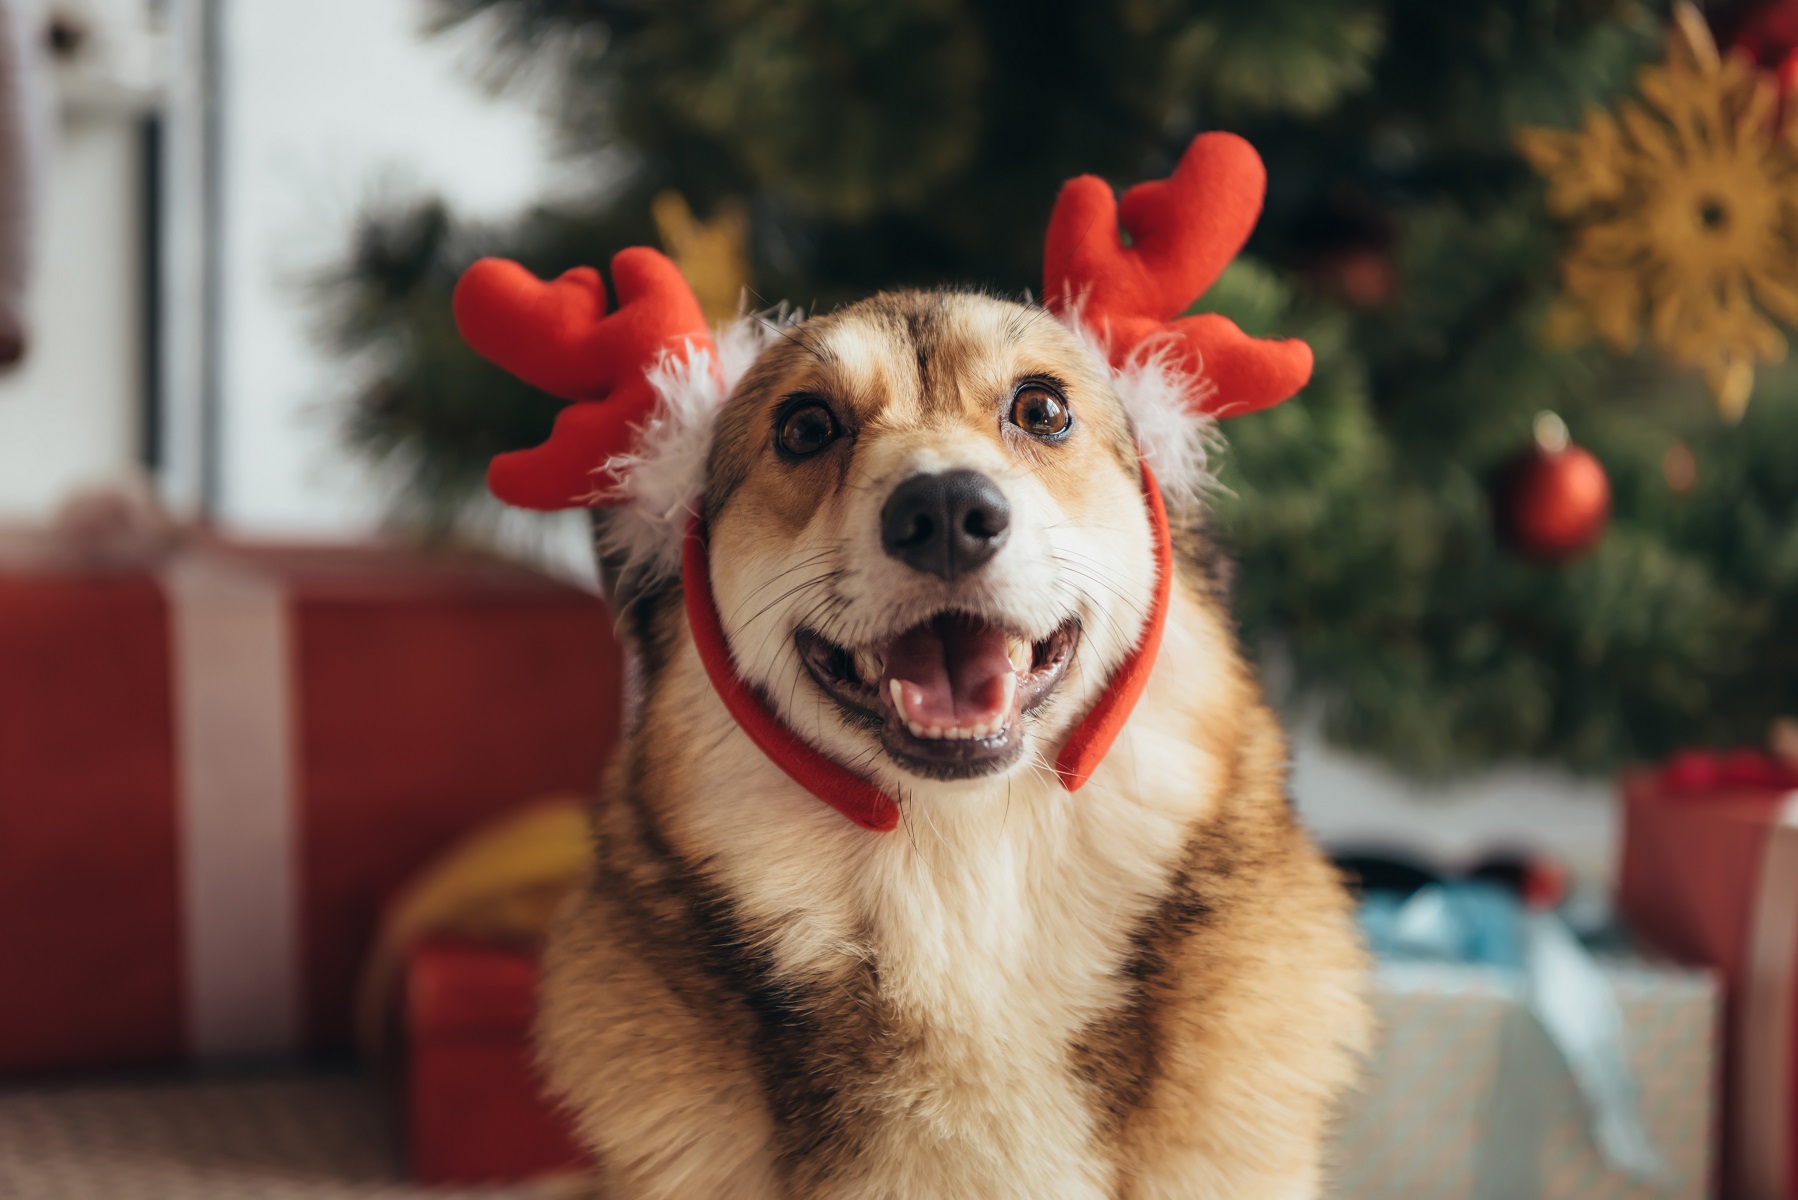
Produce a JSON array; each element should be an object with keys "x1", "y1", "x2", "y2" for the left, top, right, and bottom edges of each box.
[
  {"x1": 404, "y1": 937, "x2": 587, "y2": 1185},
  {"x1": 0, "y1": 538, "x2": 622, "y2": 1074},
  {"x1": 1619, "y1": 756, "x2": 1798, "y2": 1200}
]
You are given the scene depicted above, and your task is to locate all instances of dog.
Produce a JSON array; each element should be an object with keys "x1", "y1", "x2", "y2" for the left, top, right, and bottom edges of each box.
[{"x1": 529, "y1": 283, "x2": 1371, "y2": 1199}]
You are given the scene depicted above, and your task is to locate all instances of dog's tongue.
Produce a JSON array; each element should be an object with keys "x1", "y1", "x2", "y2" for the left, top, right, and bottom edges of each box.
[{"x1": 884, "y1": 613, "x2": 1015, "y2": 729}]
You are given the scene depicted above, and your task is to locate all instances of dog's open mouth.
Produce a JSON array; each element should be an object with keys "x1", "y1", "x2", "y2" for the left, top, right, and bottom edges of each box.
[{"x1": 796, "y1": 614, "x2": 1080, "y2": 780}]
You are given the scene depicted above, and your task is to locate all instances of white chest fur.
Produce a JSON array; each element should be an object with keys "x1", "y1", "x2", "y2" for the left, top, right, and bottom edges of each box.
[
  {"x1": 844, "y1": 792, "x2": 1155, "y2": 1200},
  {"x1": 682, "y1": 733, "x2": 1210, "y2": 1200}
]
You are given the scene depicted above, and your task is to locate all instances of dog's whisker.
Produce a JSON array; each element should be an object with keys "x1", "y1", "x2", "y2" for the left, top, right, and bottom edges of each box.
[
  {"x1": 1050, "y1": 544, "x2": 1150, "y2": 587},
  {"x1": 1050, "y1": 573, "x2": 1136, "y2": 637},
  {"x1": 729, "y1": 551, "x2": 840, "y2": 608},
  {"x1": 1050, "y1": 555, "x2": 1153, "y2": 624},
  {"x1": 731, "y1": 570, "x2": 845, "y2": 633}
]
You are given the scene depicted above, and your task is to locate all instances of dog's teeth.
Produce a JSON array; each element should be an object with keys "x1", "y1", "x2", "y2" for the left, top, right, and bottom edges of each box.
[
  {"x1": 1006, "y1": 637, "x2": 1032, "y2": 674},
  {"x1": 855, "y1": 649, "x2": 884, "y2": 682},
  {"x1": 890, "y1": 677, "x2": 1015, "y2": 742}
]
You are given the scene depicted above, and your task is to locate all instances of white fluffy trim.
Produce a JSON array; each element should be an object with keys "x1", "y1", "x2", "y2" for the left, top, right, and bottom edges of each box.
[
  {"x1": 592, "y1": 312, "x2": 796, "y2": 582},
  {"x1": 1063, "y1": 317, "x2": 1220, "y2": 517}
]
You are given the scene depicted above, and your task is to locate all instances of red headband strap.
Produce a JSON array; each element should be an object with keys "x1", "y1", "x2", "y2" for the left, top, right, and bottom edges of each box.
[
  {"x1": 1053, "y1": 462, "x2": 1173, "y2": 790},
  {"x1": 681, "y1": 519, "x2": 901, "y2": 832},
  {"x1": 680, "y1": 463, "x2": 1173, "y2": 831}
]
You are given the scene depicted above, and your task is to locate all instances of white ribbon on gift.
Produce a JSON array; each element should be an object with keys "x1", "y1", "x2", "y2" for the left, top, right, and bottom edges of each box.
[
  {"x1": 1738, "y1": 791, "x2": 1798, "y2": 1200},
  {"x1": 162, "y1": 547, "x2": 300, "y2": 1062}
]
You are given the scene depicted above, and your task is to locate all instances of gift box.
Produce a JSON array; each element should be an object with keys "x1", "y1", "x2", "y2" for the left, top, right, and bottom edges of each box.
[
  {"x1": 365, "y1": 802, "x2": 592, "y2": 1185},
  {"x1": 379, "y1": 854, "x2": 1722, "y2": 1192},
  {"x1": 1328, "y1": 959, "x2": 1719, "y2": 1200},
  {"x1": 1620, "y1": 757, "x2": 1798, "y2": 1199},
  {"x1": 404, "y1": 937, "x2": 588, "y2": 1185},
  {"x1": 387, "y1": 940, "x2": 1721, "y2": 1194},
  {"x1": 0, "y1": 535, "x2": 622, "y2": 1074}
]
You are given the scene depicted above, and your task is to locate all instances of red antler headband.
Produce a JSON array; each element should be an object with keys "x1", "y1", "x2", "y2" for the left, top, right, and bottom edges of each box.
[
  {"x1": 454, "y1": 248, "x2": 717, "y2": 510},
  {"x1": 1044, "y1": 133, "x2": 1312, "y2": 416},
  {"x1": 453, "y1": 132, "x2": 1310, "y2": 831}
]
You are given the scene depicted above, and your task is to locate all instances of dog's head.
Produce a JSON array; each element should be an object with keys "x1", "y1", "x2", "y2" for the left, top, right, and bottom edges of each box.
[
  {"x1": 452, "y1": 132, "x2": 1314, "y2": 815},
  {"x1": 702, "y1": 291, "x2": 1156, "y2": 786}
]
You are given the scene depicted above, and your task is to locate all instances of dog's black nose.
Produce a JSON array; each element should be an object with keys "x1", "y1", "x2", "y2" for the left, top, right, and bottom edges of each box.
[{"x1": 881, "y1": 470, "x2": 1011, "y2": 580}]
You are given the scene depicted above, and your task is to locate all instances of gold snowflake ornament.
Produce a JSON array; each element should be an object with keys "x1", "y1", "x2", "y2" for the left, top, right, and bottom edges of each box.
[{"x1": 1518, "y1": 3, "x2": 1798, "y2": 421}]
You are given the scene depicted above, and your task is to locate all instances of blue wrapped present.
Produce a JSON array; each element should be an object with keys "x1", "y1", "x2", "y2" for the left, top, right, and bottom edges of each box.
[{"x1": 1326, "y1": 883, "x2": 1718, "y2": 1200}]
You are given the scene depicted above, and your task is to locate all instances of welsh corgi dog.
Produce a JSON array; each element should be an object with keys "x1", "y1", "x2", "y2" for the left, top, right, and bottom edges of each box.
[{"x1": 454, "y1": 133, "x2": 1371, "y2": 1200}]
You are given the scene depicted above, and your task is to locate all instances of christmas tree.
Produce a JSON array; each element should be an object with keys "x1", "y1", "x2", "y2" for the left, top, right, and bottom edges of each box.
[{"x1": 322, "y1": 0, "x2": 1798, "y2": 775}]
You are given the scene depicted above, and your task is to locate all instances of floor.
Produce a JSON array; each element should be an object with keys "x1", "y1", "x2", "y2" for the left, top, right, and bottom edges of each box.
[{"x1": 0, "y1": 1073, "x2": 582, "y2": 1199}]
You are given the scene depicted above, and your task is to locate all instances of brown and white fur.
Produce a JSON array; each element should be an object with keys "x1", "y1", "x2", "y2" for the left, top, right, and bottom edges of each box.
[{"x1": 538, "y1": 290, "x2": 1371, "y2": 1200}]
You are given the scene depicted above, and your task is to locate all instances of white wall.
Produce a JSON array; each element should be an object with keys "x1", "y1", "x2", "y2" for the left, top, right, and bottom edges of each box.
[
  {"x1": 0, "y1": 0, "x2": 558, "y2": 528},
  {"x1": 0, "y1": 112, "x2": 141, "y2": 519},
  {"x1": 215, "y1": 0, "x2": 554, "y2": 534}
]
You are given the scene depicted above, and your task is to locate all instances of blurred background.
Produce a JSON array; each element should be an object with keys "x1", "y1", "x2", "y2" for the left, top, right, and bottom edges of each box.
[
  {"x1": 1, "y1": 0, "x2": 1795, "y2": 1196},
  {"x1": 12, "y1": 0, "x2": 1731, "y2": 883}
]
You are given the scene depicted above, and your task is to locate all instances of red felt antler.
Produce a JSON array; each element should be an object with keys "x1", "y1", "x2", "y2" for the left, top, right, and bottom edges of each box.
[
  {"x1": 1044, "y1": 132, "x2": 1312, "y2": 418},
  {"x1": 453, "y1": 247, "x2": 715, "y2": 510}
]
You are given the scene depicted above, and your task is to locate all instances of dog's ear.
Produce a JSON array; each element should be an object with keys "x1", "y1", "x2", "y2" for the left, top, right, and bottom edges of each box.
[{"x1": 1044, "y1": 133, "x2": 1312, "y2": 509}]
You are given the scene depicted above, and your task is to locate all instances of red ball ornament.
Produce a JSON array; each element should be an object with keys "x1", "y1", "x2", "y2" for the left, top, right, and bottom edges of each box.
[
  {"x1": 1733, "y1": 2, "x2": 1798, "y2": 77},
  {"x1": 1491, "y1": 412, "x2": 1612, "y2": 564},
  {"x1": 1732, "y1": 1, "x2": 1798, "y2": 123}
]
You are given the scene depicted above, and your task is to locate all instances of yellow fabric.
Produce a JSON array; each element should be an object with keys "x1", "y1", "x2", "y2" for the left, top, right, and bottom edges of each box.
[
  {"x1": 1517, "y1": 3, "x2": 1798, "y2": 421},
  {"x1": 355, "y1": 798, "x2": 594, "y2": 1061}
]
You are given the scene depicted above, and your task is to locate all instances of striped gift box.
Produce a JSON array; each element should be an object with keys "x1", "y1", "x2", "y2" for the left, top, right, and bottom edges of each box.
[{"x1": 1328, "y1": 960, "x2": 1718, "y2": 1200}]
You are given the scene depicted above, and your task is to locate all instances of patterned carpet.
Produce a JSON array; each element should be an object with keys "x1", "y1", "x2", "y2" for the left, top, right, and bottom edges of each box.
[
  {"x1": 0, "y1": 977, "x2": 1717, "y2": 1200},
  {"x1": 0, "y1": 1073, "x2": 587, "y2": 1199}
]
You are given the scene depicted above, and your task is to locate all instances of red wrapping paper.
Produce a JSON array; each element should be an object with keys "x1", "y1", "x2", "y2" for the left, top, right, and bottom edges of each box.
[
  {"x1": 0, "y1": 572, "x2": 184, "y2": 1071},
  {"x1": 404, "y1": 937, "x2": 587, "y2": 1185},
  {"x1": 1619, "y1": 759, "x2": 1798, "y2": 1200},
  {"x1": 0, "y1": 541, "x2": 622, "y2": 1075}
]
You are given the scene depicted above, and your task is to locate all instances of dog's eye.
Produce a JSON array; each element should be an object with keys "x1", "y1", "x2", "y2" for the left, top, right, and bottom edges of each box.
[
  {"x1": 1010, "y1": 384, "x2": 1072, "y2": 439},
  {"x1": 776, "y1": 400, "x2": 840, "y2": 458}
]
